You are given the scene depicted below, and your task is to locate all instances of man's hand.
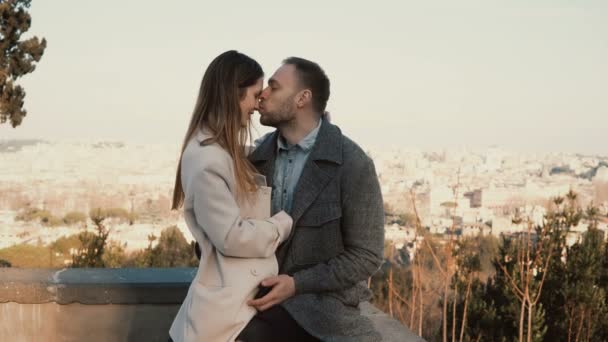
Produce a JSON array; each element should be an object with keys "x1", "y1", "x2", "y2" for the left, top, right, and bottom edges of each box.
[{"x1": 247, "y1": 274, "x2": 296, "y2": 311}]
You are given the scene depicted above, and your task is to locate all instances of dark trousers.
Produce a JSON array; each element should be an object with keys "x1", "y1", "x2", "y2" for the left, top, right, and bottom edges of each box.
[
  {"x1": 236, "y1": 305, "x2": 320, "y2": 342},
  {"x1": 168, "y1": 306, "x2": 318, "y2": 342}
]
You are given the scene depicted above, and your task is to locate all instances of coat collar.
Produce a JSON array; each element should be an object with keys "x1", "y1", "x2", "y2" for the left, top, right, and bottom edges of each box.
[
  {"x1": 195, "y1": 128, "x2": 213, "y2": 145},
  {"x1": 249, "y1": 119, "x2": 343, "y2": 165}
]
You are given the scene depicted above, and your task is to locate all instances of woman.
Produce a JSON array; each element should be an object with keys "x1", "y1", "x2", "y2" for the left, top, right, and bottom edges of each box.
[{"x1": 169, "y1": 51, "x2": 293, "y2": 342}]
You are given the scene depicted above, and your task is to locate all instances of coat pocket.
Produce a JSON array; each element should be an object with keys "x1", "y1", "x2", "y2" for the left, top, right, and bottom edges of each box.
[
  {"x1": 293, "y1": 202, "x2": 344, "y2": 265},
  {"x1": 186, "y1": 283, "x2": 241, "y2": 341}
]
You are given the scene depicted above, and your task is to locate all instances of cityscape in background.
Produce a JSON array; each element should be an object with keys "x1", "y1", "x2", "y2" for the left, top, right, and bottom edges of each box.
[{"x1": 2, "y1": 138, "x2": 607, "y2": 266}]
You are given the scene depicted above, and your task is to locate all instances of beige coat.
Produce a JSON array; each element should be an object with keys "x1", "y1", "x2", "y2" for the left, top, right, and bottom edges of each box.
[{"x1": 169, "y1": 130, "x2": 292, "y2": 342}]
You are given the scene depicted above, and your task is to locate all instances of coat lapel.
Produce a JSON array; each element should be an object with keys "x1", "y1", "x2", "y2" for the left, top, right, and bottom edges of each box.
[
  {"x1": 289, "y1": 161, "x2": 332, "y2": 224},
  {"x1": 288, "y1": 120, "x2": 343, "y2": 224}
]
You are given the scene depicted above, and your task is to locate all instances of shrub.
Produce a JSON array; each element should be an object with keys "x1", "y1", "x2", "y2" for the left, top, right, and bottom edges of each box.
[{"x1": 63, "y1": 211, "x2": 87, "y2": 225}]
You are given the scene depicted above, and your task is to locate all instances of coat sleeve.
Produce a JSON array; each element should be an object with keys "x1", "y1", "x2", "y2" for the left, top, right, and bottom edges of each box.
[
  {"x1": 188, "y1": 155, "x2": 292, "y2": 258},
  {"x1": 292, "y1": 156, "x2": 385, "y2": 294}
]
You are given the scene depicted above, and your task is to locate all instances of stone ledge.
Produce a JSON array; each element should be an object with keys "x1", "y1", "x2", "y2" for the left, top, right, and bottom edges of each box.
[
  {"x1": 0, "y1": 268, "x2": 424, "y2": 341},
  {"x1": 0, "y1": 268, "x2": 196, "y2": 304},
  {"x1": 361, "y1": 302, "x2": 425, "y2": 342}
]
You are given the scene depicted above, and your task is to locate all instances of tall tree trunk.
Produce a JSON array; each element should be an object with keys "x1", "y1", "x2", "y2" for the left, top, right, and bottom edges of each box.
[
  {"x1": 584, "y1": 316, "x2": 592, "y2": 342},
  {"x1": 452, "y1": 281, "x2": 458, "y2": 342},
  {"x1": 388, "y1": 246, "x2": 394, "y2": 317},
  {"x1": 574, "y1": 307, "x2": 585, "y2": 342},
  {"x1": 410, "y1": 265, "x2": 417, "y2": 329},
  {"x1": 388, "y1": 266, "x2": 394, "y2": 317},
  {"x1": 527, "y1": 300, "x2": 533, "y2": 342},
  {"x1": 418, "y1": 267, "x2": 423, "y2": 337},
  {"x1": 443, "y1": 280, "x2": 449, "y2": 342},
  {"x1": 396, "y1": 302, "x2": 406, "y2": 325},
  {"x1": 519, "y1": 297, "x2": 526, "y2": 342},
  {"x1": 567, "y1": 305, "x2": 574, "y2": 342},
  {"x1": 459, "y1": 274, "x2": 473, "y2": 342}
]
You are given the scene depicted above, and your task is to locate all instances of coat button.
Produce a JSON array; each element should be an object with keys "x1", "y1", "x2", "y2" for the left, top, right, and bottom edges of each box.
[{"x1": 251, "y1": 269, "x2": 258, "y2": 276}]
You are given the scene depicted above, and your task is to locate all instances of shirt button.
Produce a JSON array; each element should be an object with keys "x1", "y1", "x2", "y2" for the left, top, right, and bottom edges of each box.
[{"x1": 288, "y1": 159, "x2": 293, "y2": 163}]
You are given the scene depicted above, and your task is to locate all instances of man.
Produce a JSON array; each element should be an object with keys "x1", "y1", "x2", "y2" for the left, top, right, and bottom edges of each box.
[{"x1": 238, "y1": 57, "x2": 385, "y2": 341}]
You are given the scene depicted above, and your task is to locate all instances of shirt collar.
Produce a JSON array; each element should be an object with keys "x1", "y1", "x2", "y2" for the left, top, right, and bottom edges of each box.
[{"x1": 277, "y1": 118, "x2": 323, "y2": 152}]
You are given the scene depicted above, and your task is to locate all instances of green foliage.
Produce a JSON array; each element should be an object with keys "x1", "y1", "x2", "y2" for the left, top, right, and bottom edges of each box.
[
  {"x1": 0, "y1": 258, "x2": 12, "y2": 267},
  {"x1": 369, "y1": 260, "x2": 412, "y2": 311},
  {"x1": 0, "y1": 0, "x2": 47, "y2": 127},
  {"x1": 0, "y1": 225, "x2": 196, "y2": 269},
  {"x1": 62, "y1": 211, "x2": 87, "y2": 226},
  {"x1": 102, "y1": 241, "x2": 127, "y2": 268},
  {"x1": 43, "y1": 215, "x2": 63, "y2": 227},
  {"x1": 131, "y1": 226, "x2": 197, "y2": 267},
  {"x1": 477, "y1": 235, "x2": 500, "y2": 277},
  {"x1": 15, "y1": 207, "x2": 49, "y2": 222},
  {"x1": 445, "y1": 238, "x2": 496, "y2": 341},
  {"x1": 466, "y1": 239, "x2": 527, "y2": 341},
  {"x1": 540, "y1": 206, "x2": 608, "y2": 341},
  {"x1": 50, "y1": 233, "x2": 82, "y2": 254},
  {"x1": 88, "y1": 207, "x2": 107, "y2": 222},
  {"x1": 455, "y1": 280, "x2": 499, "y2": 341},
  {"x1": 377, "y1": 191, "x2": 608, "y2": 341},
  {"x1": 71, "y1": 214, "x2": 109, "y2": 268},
  {"x1": 451, "y1": 192, "x2": 608, "y2": 342},
  {"x1": 0, "y1": 237, "x2": 85, "y2": 268},
  {"x1": 396, "y1": 213, "x2": 417, "y2": 227},
  {"x1": 88, "y1": 207, "x2": 137, "y2": 225},
  {"x1": 105, "y1": 207, "x2": 127, "y2": 219},
  {"x1": 533, "y1": 195, "x2": 608, "y2": 341},
  {"x1": 15, "y1": 207, "x2": 62, "y2": 227},
  {"x1": 0, "y1": 243, "x2": 51, "y2": 267}
]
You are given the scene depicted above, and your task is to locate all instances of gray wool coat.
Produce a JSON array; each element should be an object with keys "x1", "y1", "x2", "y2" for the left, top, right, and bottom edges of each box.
[{"x1": 249, "y1": 120, "x2": 386, "y2": 342}]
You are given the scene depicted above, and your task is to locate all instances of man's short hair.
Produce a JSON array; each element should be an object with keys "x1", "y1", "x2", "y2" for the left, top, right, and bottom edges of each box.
[{"x1": 283, "y1": 57, "x2": 330, "y2": 114}]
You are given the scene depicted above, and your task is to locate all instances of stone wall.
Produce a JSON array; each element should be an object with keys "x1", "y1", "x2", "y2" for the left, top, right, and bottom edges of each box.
[{"x1": 0, "y1": 268, "x2": 423, "y2": 341}]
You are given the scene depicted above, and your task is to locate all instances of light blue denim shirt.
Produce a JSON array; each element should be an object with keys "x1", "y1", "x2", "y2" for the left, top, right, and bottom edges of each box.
[{"x1": 255, "y1": 119, "x2": 322, "y2": 215}]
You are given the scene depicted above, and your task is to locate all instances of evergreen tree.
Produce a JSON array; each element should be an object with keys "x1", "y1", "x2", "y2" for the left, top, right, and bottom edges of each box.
[
  {"x1": 537, "y1": 197, "x2": 573, "y2": 341},
  {"x1": 597, "y1": 239, "x2": 608, "y2": 342},
  {"x1": 0, "y1": 0, "x2": 46, "y2": 127},
  {"x1": 539, "y1": 195, "x2": 608, "y2": 341},
  {"x1": 481, "y1": 238, "x2": 522, "y2": 341},
  {"x1": 563, "y1": 228, "x2": 605, "y2": 341},
  {"x1": 446, "y1": 237, "x2": 482, "y2": 341},
  {"x1": 71, "y1": 208, "x2": 109, "y2": 268}
]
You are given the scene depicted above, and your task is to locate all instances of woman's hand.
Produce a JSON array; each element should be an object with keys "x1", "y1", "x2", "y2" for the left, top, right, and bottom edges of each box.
[{"x1": 271, "y1": 211, "x2": 293, "y2": 243}]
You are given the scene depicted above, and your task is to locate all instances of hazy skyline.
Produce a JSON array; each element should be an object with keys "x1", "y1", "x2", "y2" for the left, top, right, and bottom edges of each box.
[{"x1": 1, "y1": 0, "x2": 607, "y2": 154}]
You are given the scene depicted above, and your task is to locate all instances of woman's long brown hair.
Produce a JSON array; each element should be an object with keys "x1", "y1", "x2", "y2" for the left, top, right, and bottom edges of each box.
[{"x1": 171, "y1": 50, "x2": 263, "y2": 210}]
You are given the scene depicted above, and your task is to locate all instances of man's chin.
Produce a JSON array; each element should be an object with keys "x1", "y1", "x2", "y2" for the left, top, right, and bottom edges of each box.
[{"x1": 259, "y1": 116, "x2": 278, "y2": 128}]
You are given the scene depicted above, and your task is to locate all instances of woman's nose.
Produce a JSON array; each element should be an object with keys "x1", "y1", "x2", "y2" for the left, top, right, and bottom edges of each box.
[{"x1": 259, "y1": 87, "x2": 270, "y2": 100}]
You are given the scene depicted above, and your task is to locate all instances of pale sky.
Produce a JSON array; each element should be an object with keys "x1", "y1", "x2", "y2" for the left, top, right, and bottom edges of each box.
[{"x1": 1, "y1": 0, "x2": 607, "y2": 154}]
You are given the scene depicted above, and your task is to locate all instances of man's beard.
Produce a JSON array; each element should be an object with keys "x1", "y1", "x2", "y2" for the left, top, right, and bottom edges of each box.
[{"x1": 259, "y1": 101, "x2": 296, "y2": 128}]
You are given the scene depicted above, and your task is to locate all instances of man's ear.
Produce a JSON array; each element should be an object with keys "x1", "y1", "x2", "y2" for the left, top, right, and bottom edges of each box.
[{"x1": 296, "y1": 89, "x2": 312, "y2": 108}]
